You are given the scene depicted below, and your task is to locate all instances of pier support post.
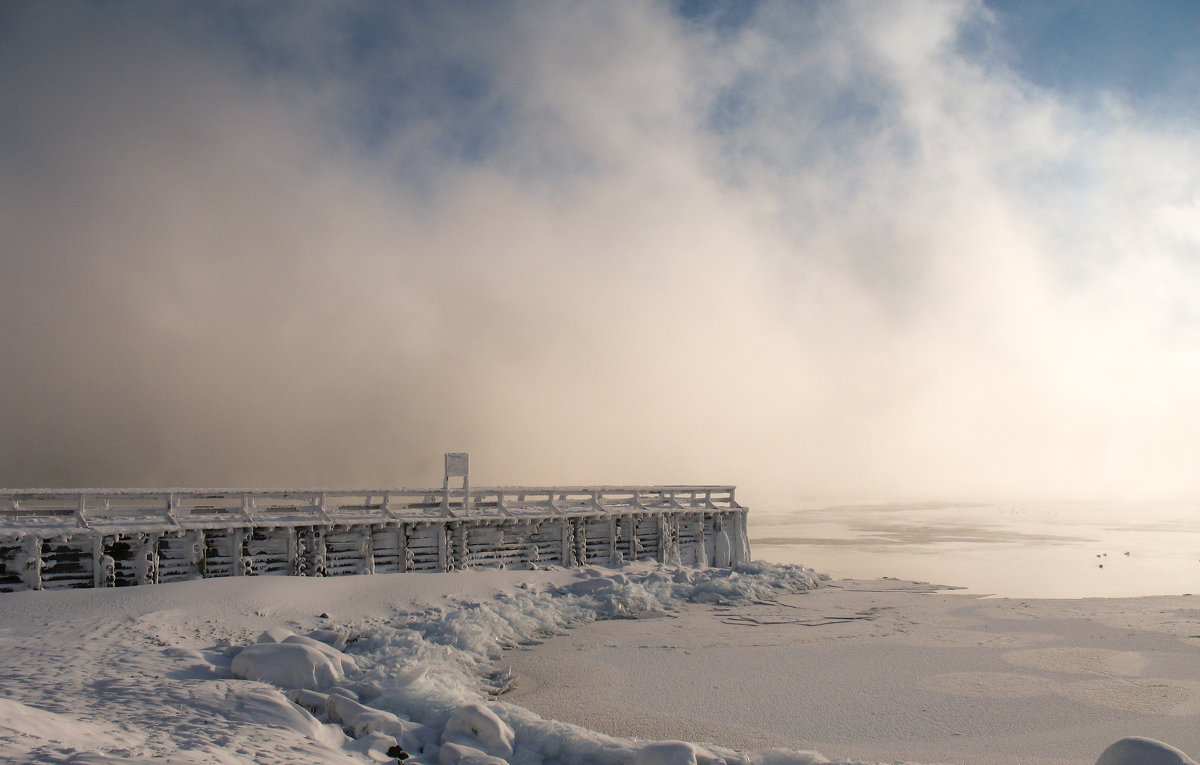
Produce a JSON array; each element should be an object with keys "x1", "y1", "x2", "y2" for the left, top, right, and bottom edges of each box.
[
  {"x1": 231, "y1": 528, "x2": 246, "y2": 576},
  {"x1": 20, "y1": 535, "x2": 42, "y2": 591},
  {"x1": 399, "y1": 525, "x2": 411, "y2": 572},
  {"x1": 732, "y1": 509, "x2": 751, "y2": 564},
  {"x1": 437, "y1": 524, "x2": 449, "y2": 572},
  {"x1": 561, "y1": 519, "x2": 574, "y2": 566},
  {"x1": 137, "y1": 533, "x2": 159, "y2": 585},
  {"x1": 608, "y1": 518, "x2": 619, "y2": 565}
]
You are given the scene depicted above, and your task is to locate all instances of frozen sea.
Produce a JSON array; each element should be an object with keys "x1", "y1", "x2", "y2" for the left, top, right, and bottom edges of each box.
[{"x1": 749, "y1": 499, "x2": 1200, "y2": 598}]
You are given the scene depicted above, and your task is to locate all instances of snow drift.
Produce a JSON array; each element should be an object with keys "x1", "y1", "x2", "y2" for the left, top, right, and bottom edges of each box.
[
  {"x1": 224, "y1": 562, "x2": 833, "y2": 765},
  {"x1": 0, "y1": 559, "x2": 1194, "y2": 764}
]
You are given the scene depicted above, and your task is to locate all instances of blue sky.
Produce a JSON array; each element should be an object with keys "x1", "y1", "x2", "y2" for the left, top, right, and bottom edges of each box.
[
  {"x1": 985, "y1": 0, "x2": 1200, "y2": 117},
  {"x1": 1, "y1": 1, "x2": 1197, "y2": 500}
]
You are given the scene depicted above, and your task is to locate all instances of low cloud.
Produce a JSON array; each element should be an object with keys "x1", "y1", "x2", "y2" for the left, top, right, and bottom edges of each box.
[{"x1": 1, "y1": 1, "x2": 1196, "y2": 502}]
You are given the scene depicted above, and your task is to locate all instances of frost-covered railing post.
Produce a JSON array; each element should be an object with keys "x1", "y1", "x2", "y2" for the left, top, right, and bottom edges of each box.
[{"x1": 0, "y1": 457, "x2": 753, "y2": 592}]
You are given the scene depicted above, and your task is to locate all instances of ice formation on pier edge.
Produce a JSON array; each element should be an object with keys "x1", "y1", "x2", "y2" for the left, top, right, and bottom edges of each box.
[{"x1": 228, "y1": 562, "x2": 831, "y2": 765}]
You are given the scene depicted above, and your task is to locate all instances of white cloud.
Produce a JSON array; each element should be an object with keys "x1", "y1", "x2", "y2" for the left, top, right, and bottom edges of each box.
[{"x1": 1, "y1": 1, "x2": 1197, "y2": 500}]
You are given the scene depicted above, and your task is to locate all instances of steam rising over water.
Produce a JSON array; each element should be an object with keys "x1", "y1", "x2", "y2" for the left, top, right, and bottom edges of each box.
[
  {"x1": 2, "y1": 3, "x2": 1199, "y2": 503},
  {"x1": 753, "y1": 500, "x2": 1200, "y2": 599}
]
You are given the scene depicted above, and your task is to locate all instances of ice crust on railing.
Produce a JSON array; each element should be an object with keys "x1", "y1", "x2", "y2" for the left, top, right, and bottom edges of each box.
[{"x1": 1, "y1": 485, "x2": 752, "y2": 591}]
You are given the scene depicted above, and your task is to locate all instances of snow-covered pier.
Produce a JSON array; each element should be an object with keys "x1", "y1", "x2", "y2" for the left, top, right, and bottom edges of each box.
[{"x1": 0, "y1": 458, "x2": 749, "y2": 592}]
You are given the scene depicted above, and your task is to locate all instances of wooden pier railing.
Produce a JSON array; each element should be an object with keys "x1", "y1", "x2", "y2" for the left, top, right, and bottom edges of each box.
[{"x1": 0, "y1": 485, "x2": 750, "y2": 592}]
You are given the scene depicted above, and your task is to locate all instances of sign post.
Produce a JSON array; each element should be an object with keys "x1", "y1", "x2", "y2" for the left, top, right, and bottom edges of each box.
[{"x1": 442, "y1": 453, "x2": 470, "y2": 515}]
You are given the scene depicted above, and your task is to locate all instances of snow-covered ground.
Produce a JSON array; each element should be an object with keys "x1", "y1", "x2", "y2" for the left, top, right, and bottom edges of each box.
[
  {"x1": 504, "y1": 578, "x2": 1200, "y2": 765},
  {"x1": 0, "y1": 562, "x2": 1196, "y2": 765}
]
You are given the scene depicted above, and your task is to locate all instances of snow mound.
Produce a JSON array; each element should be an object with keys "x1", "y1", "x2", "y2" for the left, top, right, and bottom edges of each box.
[
  {"x1": 1097, "y1": 737, "x2": 1198, "y2": 765},
  {"x1": 256, "y1": 626, "x2": 295, "y2": 644},
  {"x1": 635, "y1": 740, "x2": 727, "y2": 765},
  {"x1": 438, "y1": 740, "x2": 510, "y2": 765},
  {"x1": 231, "y1": 641, "x2": 347, "y2": 689},
  {"x1": 308, "y1": 626, "x2": 358, "y2": 651},
  {"x1": 218, "y1": 683, "x2": 341, "y2": 742},
  {"x1": 327, "y1": 691, "x2": 430, "y2": 752},
  {"x1": 283, "y1": 633, "x2": 359, "y2": 674},
  {"x1": 443, "y1": 701, "x2": 516, "y2": 759},
  {"x1": 739, "y1": 749, "x2": 831, "y2": 765}
]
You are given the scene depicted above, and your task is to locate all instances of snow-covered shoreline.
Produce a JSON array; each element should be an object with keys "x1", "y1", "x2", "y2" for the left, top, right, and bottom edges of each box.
[
  {"x1": 0, "y1": 563, "x2": 1196, "y2": 765},
  {"x1": 0, "y1": 562, "x2": 829, "y2": 764}
]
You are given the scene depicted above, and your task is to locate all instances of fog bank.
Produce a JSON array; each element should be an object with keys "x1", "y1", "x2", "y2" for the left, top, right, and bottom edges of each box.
[{"x1": 2, "y1": 2, "x2": 1197, "y2": 501}]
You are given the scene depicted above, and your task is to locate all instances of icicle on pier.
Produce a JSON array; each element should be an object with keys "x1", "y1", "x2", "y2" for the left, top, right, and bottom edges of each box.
[{"x1": 0, "y1": 456, "x2": 750, "y2": 592}]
